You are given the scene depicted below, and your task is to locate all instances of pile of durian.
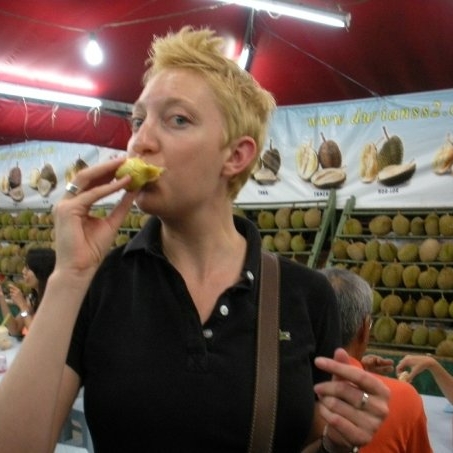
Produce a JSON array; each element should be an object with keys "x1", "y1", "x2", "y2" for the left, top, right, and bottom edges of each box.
[
  {"x1": 332, "y1": 210, "x2": 453, "y2": 356},
  {"x1": 254, "y1": 206, "x2": 322, "y2": 254},
  {"x1": 332, "y1": 212, "x2": 453, "y2": 292},
  {"x1": 371, "y1": 313, "x2": 453, "y2": 357}
]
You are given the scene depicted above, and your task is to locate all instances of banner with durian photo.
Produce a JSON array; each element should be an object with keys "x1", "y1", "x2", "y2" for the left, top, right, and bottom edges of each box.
[
  {"x1": 0, "y1": 141, "x2": 124, "y2": 210},
  {"x1": 235, "y1": 88, "x2": 453, "y2": 209}
]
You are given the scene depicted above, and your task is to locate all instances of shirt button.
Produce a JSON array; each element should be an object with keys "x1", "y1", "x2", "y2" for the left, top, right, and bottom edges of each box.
[
  {"x1": 203, "y1": 329, "x2": 213, "y2": 339},
  {"x1": 246, "y1": 270, "x2": 254, "y2": 281},
  {"x1": 220, "y1": 305, "x2": 229, "y2": 316}
]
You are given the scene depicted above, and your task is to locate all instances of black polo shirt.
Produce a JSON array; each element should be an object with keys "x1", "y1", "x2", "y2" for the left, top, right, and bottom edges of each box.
[{"x1": 67, "y1": 215, "x2": 341, "y2": 453}]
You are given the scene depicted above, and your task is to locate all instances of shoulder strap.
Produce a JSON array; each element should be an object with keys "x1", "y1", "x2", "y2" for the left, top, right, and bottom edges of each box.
[{"x1": 248, "y1": 250, "x2": 280, "y2": 453}]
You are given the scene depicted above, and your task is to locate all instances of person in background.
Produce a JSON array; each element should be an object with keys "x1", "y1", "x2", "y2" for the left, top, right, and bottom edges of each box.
[
  {"x1": 0, "y1": 27, "x2": 389, "y2": 453},
  {"x1": 396, "y1": 354, "x2": 453, "y2": 405},
  {"x1": 320, "y1": 267, "x2": 433, "y2": 453},
  {"x1": 0, "y1": 247, "x2": 56, "y2": 337}
]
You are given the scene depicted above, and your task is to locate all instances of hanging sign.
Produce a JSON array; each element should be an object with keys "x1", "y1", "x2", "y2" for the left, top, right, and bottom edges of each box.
[
  {"x1": 236, "y1": 88, "x2": 453, "y2": 208},
  {"x1": 0, "y1": 141, "x2": 124, "y2": 210}
]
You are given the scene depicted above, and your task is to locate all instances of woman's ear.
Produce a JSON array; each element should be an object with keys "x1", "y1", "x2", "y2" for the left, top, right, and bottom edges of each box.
[{"x1": 222, "y1": 136, "x2": 257, "y2": 176}]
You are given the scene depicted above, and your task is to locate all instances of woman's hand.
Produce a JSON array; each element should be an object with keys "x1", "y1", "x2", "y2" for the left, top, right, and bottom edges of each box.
[
  {"x1": 361, "y1": 354, "x2": 394, "y2": 375},
  {"x1": 314, "y1": 348, "x2": 390, "y2": 452},
  {"x1": 395, "y1": 354, "x2": 435, "y2": 382},
  {"x1": 8, "y1": 284, "x2": 27, "y2": 312},
  {"x1": 52, "y1": 157, "x2": 137, "y2": 277}
]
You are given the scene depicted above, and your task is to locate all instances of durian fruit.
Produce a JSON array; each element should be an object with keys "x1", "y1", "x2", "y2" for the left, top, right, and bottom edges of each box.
[
  {"x1": 373, "y1": 315, "x2": 397, "y2": 343},
  {"x1": 304, "y1": 207, "x2": 322, "y2": 229},
  {"x1": 392, "y1": 212, "x2": 410, "y2": 235},
  {"x1": 381, "y1": 262, "x2": 404, "y2": 288},
  {"x1": 410, "y1": 216, "x2": 425, "y2": 236},
  {"x1": 379, "y1": 241, "x2": 398, "y2": 262},
  {"x1": 359, "y1": 143, "x2": 378, "y2": 183},
  {"x1": 331, "y1": 239, "x2": 349, "y2": 260},
  {"x1": 359, "y1": 260, "x2": 383, "y2": 287},
  {"x1": 8, "y1": 162, "x2": 22, "y2": 189},
  {"x1": 432, "y1": 136, "x2": 453, "y2": 174},
  {"x1": 415, "y1": 295, "x2": 434, "y2": 318},
  {"x1": 273, "y1": 230, "x2": 292, "y2": 252},
  {"x1": 402, "y1": 264, "x2": 421, "y2": 288},
  {"x1": 115, "y1": 158, "x2": 165, "y2": 191},
  {"x1": 261, "y1": 234, "x2": 276, "y2": 251},
  {"x1": 317, "y1": 132, "x2": 342, "y2": 168},
  {"x1": 364, "y1": 239, "x2": 381, "y2": 261},
  {"x1": 290, "y1": 234, "x2": 306, "y2": 252},
  {"x1": 397, "y1": 242, "x2": 419, "y2": 262},
  {"x1": 346, "y1": 241, "x2": 366, "y2": 261},
  {"x1": 252, "y1": 167, "x2": 278, "y2": 185},
  {"x1": 439, "y1": 213, "x2": 453, "y2": 236},
  {"x1": 394, "y1": 322, "x2": 413, "y2": 345},
  {"x1": 417, "y1": 266, "x2": 439, "y2": 290},
  {"x1": 380, "y1": 292, "x2": 403, "y2": 316},
  {"x1": 377, "y1": 161, "x2": 416, "y2": 186},
  {"x1": 39, "y1": 163, "x2": 57, "y2": 188},
  {"x1": 372, "y1": 289, "x2": 383, "y2": 314},
  {"x1": 411, "y1": 324, "x2": 429, "y2": 346},
  {"x1": 424, "y1": 212, "x2": 440, "y2": 236},
  {"x1": 418, "y1": 238, "x2": 441, "y2": 262},
  {"x1": 436, "y1": 340, "x2": 453, "y2": 357},
  {"x1": 296, "y1": 141, "x2": 318, "y2": 181},
  {"x1": 433, "y1": 295, "x2": 450, "y2": 318},
  {"x1": 342, "y1": 217, "x2": 363, "y2": 235},
  {"x1": 428, "y1": 327, "x2": 446, "y2": 347},
  {"x1": 29, "y1": 168, "x2": 41, "y2": 189},
  {"x1": 290, "y1": 209, "x2": 305, "y2": 229},
  {"x1": 261, "y1": 140, "x2": 281, "y2": 175},
  {"x1": 369, "y1": 215, "x2": 393, "y2": 236},
  {"x1": 437, "y1": 266, "x2": 453, "y2": 290},
  {"x1": 377, "y1": 127, "x2": 404, "y2": 171},
  {"x1": 257, "y1": 210, "x2": 275, "y2": 229},
  {"x1": 438, "y1": 242, "x2": 453, "y2": 262},
  {"x1": 274, "y1": 207, "x2": 292, "y2": 229},
  {"x1": 449, "y1": 301, "x2": 453, "y2": 318},
  {"x1": 9, "y1": 186, "x2": 24, "y2": 202},
  {"x1": 401, "y1": 295, "x2": 416, "y2": 316},
  {"x1": 310, "y1": 168, "x2": 346, "y2": 189}
]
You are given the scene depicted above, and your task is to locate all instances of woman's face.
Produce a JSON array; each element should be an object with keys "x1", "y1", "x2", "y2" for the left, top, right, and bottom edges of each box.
[
  {"x1": 22, "y1": 265, "x2": 38, "y2": 290},
  {"x1": 126, "y1": 68, "x2": 232, "y2": 219}
]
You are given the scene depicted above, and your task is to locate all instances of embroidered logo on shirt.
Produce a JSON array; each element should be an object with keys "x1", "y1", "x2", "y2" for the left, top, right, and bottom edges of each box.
[{"x1": 279, "y1": 330, "x2": 291, "y2": 341}]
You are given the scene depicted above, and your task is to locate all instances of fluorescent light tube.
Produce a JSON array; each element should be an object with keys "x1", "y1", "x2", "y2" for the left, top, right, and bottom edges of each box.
[
  {"x1": 214, "y1": 0, "x2": 350, "y2": 28},
  {"x1": 0, "y1": 82, "x2": 102, "y2": 108}
]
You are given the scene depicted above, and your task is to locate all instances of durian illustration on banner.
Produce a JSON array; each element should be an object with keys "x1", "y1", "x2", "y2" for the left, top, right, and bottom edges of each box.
[{"x1": 237, "y1": 88, "x2": 453, "y2": 208}]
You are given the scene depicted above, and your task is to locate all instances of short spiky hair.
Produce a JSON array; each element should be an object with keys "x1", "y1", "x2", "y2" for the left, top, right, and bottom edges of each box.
[{"x1": 143, "y1": 26, "x2": 276, "y2": 199}]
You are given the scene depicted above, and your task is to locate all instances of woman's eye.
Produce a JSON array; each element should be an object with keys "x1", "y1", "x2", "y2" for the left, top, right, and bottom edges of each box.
[
  {"x1": 129, "y1": 117, "x2": 144, "y2": 132},
  {"x1": 172, "y1": 115, "x2": 189, "y2": 127}
]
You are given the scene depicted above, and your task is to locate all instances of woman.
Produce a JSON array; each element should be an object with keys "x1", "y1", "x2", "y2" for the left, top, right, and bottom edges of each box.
[
  {"x1": 0, "y1": 247, "x2": 56, "y2": 337},
  {"x1": 0, "y1": 27, "x2": 389, "y2": 452}
]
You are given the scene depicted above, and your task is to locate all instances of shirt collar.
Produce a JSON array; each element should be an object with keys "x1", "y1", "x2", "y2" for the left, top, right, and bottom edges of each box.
[{"x1": 122, "y1": 214, "x2": 262, "y2": 285}]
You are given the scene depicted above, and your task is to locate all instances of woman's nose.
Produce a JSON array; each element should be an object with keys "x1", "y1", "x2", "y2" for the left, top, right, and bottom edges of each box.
[{"x1": 128, "y1": 120, "x2": 159, "y2": 156}]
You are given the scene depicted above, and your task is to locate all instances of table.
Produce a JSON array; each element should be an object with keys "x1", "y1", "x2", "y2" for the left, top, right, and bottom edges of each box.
[
  {"x1": 0, "y1": 336, "x2": 22, "y2": 382},
  {"x1": 0, "y1": 337, "x2": 92, "y2": 453},
  {"x1": 422, "y1": 394, "x2": 452, "y2": 453}
]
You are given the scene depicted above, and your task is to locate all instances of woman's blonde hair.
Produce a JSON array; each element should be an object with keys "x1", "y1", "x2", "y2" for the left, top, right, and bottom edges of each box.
[{"x1": 143, "y1": 26, "x2": 276, "y2": 199}]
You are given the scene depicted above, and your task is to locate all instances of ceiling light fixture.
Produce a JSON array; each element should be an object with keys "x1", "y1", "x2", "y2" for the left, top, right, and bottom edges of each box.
[
  {"x1": 84, "y1": 33, "x2": 104, "y2": 66},
  {"x1": 0, "y1": 82, "x2": 102, "y2": 108},
  {"x1": 213, "y1": 0, "x2": 350, "y2": 28},
  {"x1": 237, "y1": 10, "x2": 255, "y2": 71}
]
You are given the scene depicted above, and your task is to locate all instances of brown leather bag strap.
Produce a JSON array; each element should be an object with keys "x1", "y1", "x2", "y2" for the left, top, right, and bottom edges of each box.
[{"x1": 248, "y1": 250, "x2": 280, "y2": 453}]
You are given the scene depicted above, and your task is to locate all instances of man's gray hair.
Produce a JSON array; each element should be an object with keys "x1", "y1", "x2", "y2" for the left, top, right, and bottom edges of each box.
[{"x1": 320, "y1": 267, "x2": 373, "y2": 347}]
